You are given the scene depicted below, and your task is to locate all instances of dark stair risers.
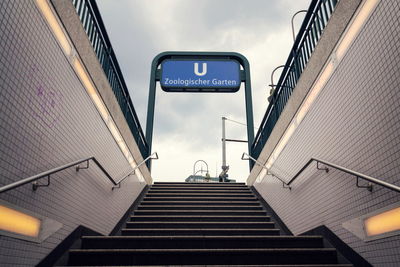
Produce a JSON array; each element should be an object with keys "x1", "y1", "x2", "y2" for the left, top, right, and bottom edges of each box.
[
  {"x1": 81, "y1": 235, "x2": 324, "y2": 249},
  {"x1": 60, "y1": 265, "x2": 353, "y2": 267},
  {"x1": 130, "y1": 215, "x2": 271, "y2": 222},
  {"x1": 150, "y1": 186, "x2": 251, "y2": 190},
  {"x1": 140, "y1": 200, "x2": 262, "y2": 206},
  {"x1": 143, "y1": 196, "x2": 258, "y2": 201},
  {"x1": 125, "y1": 221, "x2": 275, "y2": 229},
  {"x1": 152, "y1": 182, "x2": 246, "y2": 185},
  {"x1": 65, "y1": 182, "x2": 351, "y2": 266},
  {"x1": 146, "y1": 193, "x2": 255, "y2": 197},
  {"x1": 68, "y1": 248, "x2": 338, "y2": 266},
  {"x1": 136, "y1": 205, "x2": 263, "y2": 210},
  {"x1": 121, "y1": 228, "x2": 281, "y2": 236},
  {"x1": 148, "y1": 189, "x2": 252, "y2": 193},
  {"x1": 133, "y1": 210, "x2": 267, "y2": 216}
]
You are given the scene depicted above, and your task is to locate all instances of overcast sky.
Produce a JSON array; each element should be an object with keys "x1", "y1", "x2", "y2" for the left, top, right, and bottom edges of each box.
[{"x1": 96, "y1": 0, "x2": 311, "y2": 182}]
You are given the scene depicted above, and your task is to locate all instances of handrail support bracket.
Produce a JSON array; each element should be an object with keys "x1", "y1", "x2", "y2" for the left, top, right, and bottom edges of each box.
[
  {"x1": 356, "y1": 176, "x2": 373, "y2": 192},
  {"x1": 32, "y1": 175, "x2": 50, "y2": 191},
  {"x1": 282, "y1": 181, "x2": 292, "y2": 190},
  {"x1": 112, "y1": 183, "x2": 121, "y2": 190},
  {"x1": 266, "y1": 171, "x2": 291, "y2": 190},
  {"x1": 76, "y1": 160, "x2": 90, "y2": 172},
  {"x1": 316, "y1": 161, "x2": 329, "y2": 173}
]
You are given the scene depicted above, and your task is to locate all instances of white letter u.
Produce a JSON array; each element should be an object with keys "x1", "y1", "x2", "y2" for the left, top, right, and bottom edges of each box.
[{"x1": 194, "y1": 63, "x2": 207, "y2": 76}]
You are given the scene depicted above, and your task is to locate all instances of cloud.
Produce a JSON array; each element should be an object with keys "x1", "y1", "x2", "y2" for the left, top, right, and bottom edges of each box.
[{"x1": 96, "y1": 0, "x2": 312, "y2": 182}]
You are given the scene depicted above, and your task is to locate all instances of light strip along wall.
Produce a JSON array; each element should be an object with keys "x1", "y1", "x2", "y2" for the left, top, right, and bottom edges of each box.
[
  {"x1": 0, "y1": 205, "x2": 41, "y2": 238},
  {"x1": 255, "y1": 0, "x2": 381, "y2": 183},
  {"x1": 34, "y1": 0, "x2": 145, "y2": 183}
]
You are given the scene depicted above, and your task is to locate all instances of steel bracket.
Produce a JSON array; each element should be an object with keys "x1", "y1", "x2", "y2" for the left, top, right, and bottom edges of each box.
[
  {"x1": 32, "y1": 175, "x2": 50, "y2": 191},
  {"x1": 316, "y1": 161, "x2": 329, "y2": 173},
  {"x1": 356, "y1": 176, "x2": 373, "y2": 192},
  {"x1": 282, "y1": 181, "x2": 292, "y2": 190},
  {"x1": 112, "y1": 183, "x2": 121, "y2": 190},
  {"x1": 267, "y1": 171, "x2": 291, "y2": 190},
  {"x1": 76, "y1": 160, "x2": 90, "y2": 172}
]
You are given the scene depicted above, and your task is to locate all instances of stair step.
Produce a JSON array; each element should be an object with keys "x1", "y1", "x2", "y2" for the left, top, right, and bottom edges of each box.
[
  {"x1": 63, "y1": 180, "x2": 350, "y2": 266},
  {"x1": 140, "y1": 201, "x2": 262, "y2": 206},
  {"x1": 153, "y1": 182, "x2": 246, "y2": 185},
  {"x1": 146, "y1": 193, "x2": 254, "y2": 197},
  {"x1": 133, "y1": 210, "x2": 267, "y2": 216},
  {"x1": 125, "y1": 221, "x2": 275, "y2": 229},
  {"x1": 59, "y1": 265, "x2": 353, "y2": 267},
  {"x1": 130, "y1": 215, "x2": 271, "y2": 222},
  {"x1": 148, "y1": 189, "x2": 252, "y2": 193},
  {"x1": 121, "y1": 228, "x2": 280, "y2": 236},
  {"x1": 143, "y1": 196, "x2": 258, "y2": 201},
  {"x1": 137, "y1": 205, "x2": 263, "y2": 210},
  {"x1": 68, "y1": 248, "x2": 338, "y2": 265},
  {"x1": 150, "y1": 186, "x2": 250, "y2": 190},
  {"x1": 81, "y1": 235, "x2": 324, "y2": 249},
  {"x1": 60, "y1": 265, "x2": 353, "y2": 267}
]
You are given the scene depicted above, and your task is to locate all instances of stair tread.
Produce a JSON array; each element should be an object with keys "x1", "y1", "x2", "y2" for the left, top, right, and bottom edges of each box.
[
  {"x1": 147, "y1": 191, "x2": 251, "y2": 194},
  {"x1": 121, "y1": 228, "x2": 280, "y2": 231},
  {"x1": 140, "y1": 200, "x2": 261, "y2": 205},
  {"x1": 56, "y1": 264, "x2": 353, "y2": 267},
  {"x1": 153, "y1": 182, "x2": 246, "y2": 185},
  {"x1": 126, "y1": 221, "x2": 273, "y2": 224},
  {"x1": 138, "y1": 205, "x2": 262, "y2": 209},
  {"x1": 130, "y1": 215, "x2": 271, "y2": 221},
  {"x1": 135, "y1": 210, "x2": 265, "y2": 212},
  {"x1": 144, "y1": 197, "x2": 257, "y2": 199},
  {"x1": 138, "y1": 205, "x2": 262, "y2": 210},
  {"x1": 66, "y1": 180, "x2": 350, "y2": 266},
  {"x1": 146, "y1": 192, "x2": 253, "y2": 196},
  {"x1": 131, "y1": 215, "x2": 268, "y2": 217},
  {"x1": 82, "y1": 235, "x2": 322, "y2": 239},
  {"x1": 59, "y1": 265, "x2": 352, "y2": 267},
  {"x1": 150, "y1": 187, "x2": 250, "y2": 189},
  {"x1": 70, "y1": 248, "x2": 336, "y2": 252}
]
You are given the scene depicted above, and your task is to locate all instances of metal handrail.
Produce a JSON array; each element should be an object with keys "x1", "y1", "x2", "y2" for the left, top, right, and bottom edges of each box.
[
  {"x1": 70, "y1": 0, "x2": 149, "y2": 159},
  {"x1": 113, "y1": 152, "x2": 158, "y2": 188},
  {"x1": 242, "y1": 153, "x2": 292, "y2": 189},
  {"x1": 251, "y1": 0, "x2": 339, "y2": 161},
  {"x1": 0, "y1": 153, "x2": 158, "y2": 193},
  {"x1": 242, "y1": 153, "x2": 400, "y2": 193}
]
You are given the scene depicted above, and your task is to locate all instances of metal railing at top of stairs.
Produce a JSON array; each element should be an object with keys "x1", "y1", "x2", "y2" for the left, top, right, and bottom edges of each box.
[
  {"x1": 251, "y1": 0, "x2": 339, "y2": 162},
  {"x1": 70, "y1": 0, "x2": 149, "y2": 160},
  {"x1": 242, "y1": 153, "x2": 400, "y2": 193},
  {"x1": 0, "y1": 152, "x2": 158, "y2": 194}
]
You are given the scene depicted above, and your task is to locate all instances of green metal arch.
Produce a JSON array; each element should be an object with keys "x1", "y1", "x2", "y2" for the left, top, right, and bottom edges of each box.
[{"x1": 146, "y1": 51, "x2": 254, "y2": 170}]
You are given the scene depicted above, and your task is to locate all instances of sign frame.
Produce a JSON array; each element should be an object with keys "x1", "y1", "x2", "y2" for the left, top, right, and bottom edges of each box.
[
  {"x1": 160, "y1": 58, "x2": 241, "y2": 92},
  {"x1": 146, "y1": 51, "x2": 254, "y2": 170}
]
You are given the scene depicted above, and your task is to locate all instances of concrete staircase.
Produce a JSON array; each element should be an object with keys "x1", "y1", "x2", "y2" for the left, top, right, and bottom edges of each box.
[{"x1": 65, "y1": 182, "x2": 352, "y2": 266}]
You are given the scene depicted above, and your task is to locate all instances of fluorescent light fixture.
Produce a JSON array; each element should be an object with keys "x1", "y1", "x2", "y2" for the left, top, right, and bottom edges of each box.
[
  {"x1": 296, "y1": 62, "x2": 334, "y2": 124},
  {"x1": 73, "y1": 58, "x2": 145, "y2": 182},
  {"x1": 36, "y1": 0, "x2": 147, "y2": 183},
  {"x1": 365, "y1": 207, "x2": 400, "y2": 237},
  {"x1": 254, "y1": 0, "x2": 380, "y2": 183},
  {"x1": 256, "y1": 168, "x2": 267, "y2": 183},
  {"x1": 73, "y1": 58, "x2": 109, "y2": 120},
  {"x1": 336, "y1": 0, "x2": 380, "y2": 60},
  {"x1": 0, "y1": 205, "x2": 41, "y2": 238},
  {"x1": 35, "y1": 0, "x2": 72, "y2": 56}
]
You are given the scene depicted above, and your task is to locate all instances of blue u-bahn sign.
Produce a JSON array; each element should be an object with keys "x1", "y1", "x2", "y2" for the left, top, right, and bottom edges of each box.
[{"x1": 160, "y1": 60, "x2": 241, "y2": 92}]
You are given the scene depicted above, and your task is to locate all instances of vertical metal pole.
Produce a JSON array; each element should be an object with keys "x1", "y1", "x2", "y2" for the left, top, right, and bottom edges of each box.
[
  {"x1": 222, "y1": 117, "x2": 227, "y2": 170},
  {"x1": 145, "y1": 59, "x2": 159, "y2": 170},
  {"x1": 243, "y1": 60, "x2": 255, "y2": 170}
]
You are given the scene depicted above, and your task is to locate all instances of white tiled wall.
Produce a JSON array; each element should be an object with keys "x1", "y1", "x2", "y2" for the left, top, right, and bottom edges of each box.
[
  {"x1": 255, "y1": 0, "x2": 400, "y2": 266},
  {"x1": 0, "y1": 1, "x2": 145, "y2": 266}
]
